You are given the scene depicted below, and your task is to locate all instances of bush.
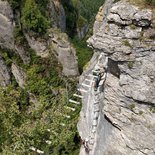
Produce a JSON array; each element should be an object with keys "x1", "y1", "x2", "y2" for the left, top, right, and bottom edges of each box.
[
  {"x1": 123, "y1": 40, "x2": 132, "y2": 47},
  {"x1": 21, "y1": 0, "x2": 49, "y2": 34},
  {"x1": 145, "y1": 0, "x2": 155, "y2": 5},
  {"x1": 8, "y1": 0, "x2": 21, "y2": 9},
  {"x1": 129, "y1": 104, "x2": 135, "y2": 110},
  {"x1": 128, "y1": 61, "x2": 134, "y2": 69}
]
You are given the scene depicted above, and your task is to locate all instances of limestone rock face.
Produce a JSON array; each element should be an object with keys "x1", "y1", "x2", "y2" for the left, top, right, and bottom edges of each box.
[
  {"x1": 11, "y1": 63, "x2": 26, "y2": 88},
  {"x1": 0, "y1": 0, "x2": 14, "y2": 49},
  {"x1": 0, "y1": 54, "x2": 11, "y2": 86},
  {"x1": 78, "y1": 1, "x2": 155, "y2": 155},
  {"x1": 48, "y1": 0, "x2": 66, "y2": 32},
  {"x1": 25, "y1": 33, "x2": 49, "y2": 58},
  {"x1": 15, "y1": 45, "x2": 31, "y2": 64},
  {"x1": 25, "y1": 29, "x2": 79, "y2": 76},
  {"x1": 49, "y1": 30, "x2": 79, "y2": 76}
]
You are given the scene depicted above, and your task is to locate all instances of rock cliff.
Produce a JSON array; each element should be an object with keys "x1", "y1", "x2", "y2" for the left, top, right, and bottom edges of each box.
[
  {"x1": 0, "y1": 0, "x2": 14, "y2": 49},
  {"x1": 78, "y1": 1, "x2": 155, "y2": 155},
  {"x1": 0, "y1": 54, "x2": 11, "y2": 86}
]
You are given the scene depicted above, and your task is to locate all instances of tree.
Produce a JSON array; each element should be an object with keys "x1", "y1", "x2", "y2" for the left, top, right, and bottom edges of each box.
[{"x1": 21, "y1": 0, "x2": 49, "y2": 34}]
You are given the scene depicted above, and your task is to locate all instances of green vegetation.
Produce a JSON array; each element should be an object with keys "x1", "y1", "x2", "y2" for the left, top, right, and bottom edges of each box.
[
  {"x1": 61, "y1": 0, "x2": 78, "y2": 37},
  {"x1": 0, "y1": 48, "x2": 81, "y2": 154},
  {"x1": 0, "y1": 0, "x2": 105, "y2": 154},
  {"x1": 145, "y1": 0, "x2": 155, "y2": 5},
  {"x1": 129, "y1": 104, "x2": 136, "y2": 110},
  {"x1": 150, "y1": 107, "x2": 155, "y2": 113},
  {"x1": 77, "y1": 0, "x2": 105, "y2": 22},
  {"x1": 139, "y1": 111, "x2": 143, "y2": 115},
  {"x1": 128, "y1": 61, "x2": 134, "y2": 69},
  {"x1": 8, "y1": 0, "x2": 21, "y2": 9},
  {"x1": 21, "y1": 0, "x2": 50, "y2": 34},
  {"x1": 123, "y1": 40, "x2": 132, "y2": 48},
  {"x1": 72, "y1": 38, "x2": 93, "y2": 73},
  {"x1": 130, "y1": 24, "x2": 137, "y2": 29}
]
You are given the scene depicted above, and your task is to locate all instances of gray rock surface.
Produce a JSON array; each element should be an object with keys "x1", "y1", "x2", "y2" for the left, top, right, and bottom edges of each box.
[
  {"x1": 11, "y1": 63, "x2": 26, "y2": 88},
  {"x1": 49, "y1": 30, "x2": 79, "y2": 76},
  {"x1": 48, "y1": 0, "x2": 66, "y2": 32},
  {"x1": 0, "y1": 0, "x2": 14, "y2": 49},
  {"x1": 78, "y1": 1, "x2": 155, "y2": 155},
  {"x1": 25, "y1": 33, "x2": 49, "y2": 58},
  {"x1": 0, "y1": 54, "x2": 11, "y2": 86},
  {"x1": 15, "y1": 45, "x2": 31, "y2": 64}
]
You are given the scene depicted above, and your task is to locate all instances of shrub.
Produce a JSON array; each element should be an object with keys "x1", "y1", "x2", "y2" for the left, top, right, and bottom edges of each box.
[
  {"x1": 123, "y1": 40, "x2": 132, "y2": 47},
  {"x1": 129, "y1": 104, "x2": 135, "y2": 110},
  {"x1": 145, "y1": 0, "x2": 155, "y2": 5},
  {"x1": 8, "y1": 0, "x2": 21, "y2": 9},
  {"x1": 128, "y1": 61, "x2": 134, "y2": 69},
  {"x1": 21, "y1": 0, "x2": 49, "y2": 34}
]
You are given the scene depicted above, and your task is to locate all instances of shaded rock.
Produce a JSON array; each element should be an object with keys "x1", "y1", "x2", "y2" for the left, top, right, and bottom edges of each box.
[
  {"x1": 0, "y1": 54, "x2": 11, "y2": 86},
  {"x1": 11, "y1": 63, "x2": 26, "y2": 88},
  {"x1": 77, "y1": 24, "x2": 89, "y2": 39},
  {"x1": 0, "y1": 0, "x2": 14, "y2": 49},
  {"x1": 48, "y1": 0, "x2": 66, "y2": 31},
  {"x1": 133, "y1": 9, "x2": 152, "y2": 27},
  {"x1": 15, "y1": 45, "x2": 31, "y2": 64}
]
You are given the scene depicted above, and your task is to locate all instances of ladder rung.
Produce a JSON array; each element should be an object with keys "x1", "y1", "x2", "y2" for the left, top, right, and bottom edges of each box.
[
  {"x1": 87, "y1": 74, "x2": 98, "y2": 78},
  {"x1": 64, "y1": 115, "x2": 71, "y2": 119},
  {"x1": 69, "y1": 99, "x2": 80, "y2": 105},
  {"x1": 64, "y1": 106, "x2": 76, "y2": 111},
  {"x1": 81, "y1": 83, "x2": 91, "y2": 88},
  {"x1": 73, "y1": 94, "x2": 83, "y2": 99},
  {"x1": 30, "y1": 147, "x2": 44, "y2": 154},
  {"x1": 45, "y1": 140, "x2": 52, "y2": 145},
  {"x1": 60, "y1": 123, "x2": 66, "y2": 127},
  {"x1": 77, "y1": 88, "x2": 87, "y2": 93},
  {"x1": 85, "y1": 79, "x2": 94, "y2": 82}
]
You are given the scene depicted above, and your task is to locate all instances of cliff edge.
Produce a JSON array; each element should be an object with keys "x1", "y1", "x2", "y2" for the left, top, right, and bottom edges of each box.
[{"x1": 78, "y1": 0, "x2": 155, "y2": 155}]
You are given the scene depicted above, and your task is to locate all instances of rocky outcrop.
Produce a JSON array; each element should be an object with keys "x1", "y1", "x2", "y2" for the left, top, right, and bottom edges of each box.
[
  {"x1": 78, "y1": 1, "x2": 155, "y2": 155},
  {"x1": 25, "y1": 33, "x2": 49, "y2": 58},
  {"x1": 77, "y1": 24, "x2": 89, "y2": 39},
  {"x1": 48, "y1": 0, "x2": 66, "y2": 32},
  {"x1": 15, "y1": 45, "x2": 31, "y2": 64},
  {"x1": 11, "y1": 63, "x2": 26, "y2": 88},
  {"x1": 49, "y1": 30, "x2": 79, "y2": 76},
  {"x1": 0, "y1": 54, "x2": 11, "y2": 86},
  {"x1": 0, "y1": 0, "x2": 14, "y2": 49},
  {"x1": 25, "y1": 29, "x2": 79, "y2": 76}
]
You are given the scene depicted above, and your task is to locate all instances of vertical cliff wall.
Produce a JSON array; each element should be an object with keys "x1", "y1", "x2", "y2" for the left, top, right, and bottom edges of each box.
[{"x1": 78, "y1": 1, "x2": 155, "y2": 155}]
